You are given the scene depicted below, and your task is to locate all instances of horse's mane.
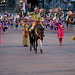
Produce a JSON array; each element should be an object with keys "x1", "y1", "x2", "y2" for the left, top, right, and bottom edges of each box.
[{"x1": 37, "y1": 24, "x2": 44, "y2": 31}]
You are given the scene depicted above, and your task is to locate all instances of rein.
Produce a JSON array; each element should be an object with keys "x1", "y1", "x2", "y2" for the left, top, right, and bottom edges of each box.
[{"x1": 35, "y1": 29, "x2": 40, "y2": 38}]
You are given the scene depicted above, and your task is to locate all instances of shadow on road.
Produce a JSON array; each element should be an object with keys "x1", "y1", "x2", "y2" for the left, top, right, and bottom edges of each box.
[{"x1": 0, "y1": 45, "x2": 24, "y2": 48}]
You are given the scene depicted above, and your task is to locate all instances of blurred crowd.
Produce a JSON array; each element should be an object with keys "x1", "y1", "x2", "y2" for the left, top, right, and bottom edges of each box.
[
  {"x1": 0, "y1": 6, "x2": 75, "y2": 45},
  {"x1": 0, "y1": 6, "x2": 75, "y2": 34}
]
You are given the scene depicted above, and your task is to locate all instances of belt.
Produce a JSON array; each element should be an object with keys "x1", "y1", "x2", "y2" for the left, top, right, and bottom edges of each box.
[{"x1": 33, "y1": 20, "x2": 37, "y2": 23}]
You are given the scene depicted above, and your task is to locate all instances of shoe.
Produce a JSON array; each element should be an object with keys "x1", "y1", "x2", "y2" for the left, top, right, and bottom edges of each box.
[
  {"x1": 24, "y1": 45, "x2": 28, "y2": 47},
  {"x1": 59, "y1": 44, "x2": 63, "y2": 46}
]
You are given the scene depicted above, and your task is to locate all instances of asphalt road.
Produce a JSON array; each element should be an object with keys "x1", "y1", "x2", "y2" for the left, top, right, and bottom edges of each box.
[{"x1": 0, "y1": 24, "x2": 75, "y2": 75}]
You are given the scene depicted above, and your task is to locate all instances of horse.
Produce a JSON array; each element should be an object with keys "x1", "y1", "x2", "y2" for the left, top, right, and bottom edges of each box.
[
  {"x1": 29, "y1": 22, "x2": 44, "y2": 54},
  {"x1": 66, "y1": 14, "x2": 75, "y2": 30}
]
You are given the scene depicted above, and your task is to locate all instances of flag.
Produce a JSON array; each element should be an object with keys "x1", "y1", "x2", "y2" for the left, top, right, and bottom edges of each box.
[{"x1": 23, "y1": 0, "x2": 28, "y2": 17}]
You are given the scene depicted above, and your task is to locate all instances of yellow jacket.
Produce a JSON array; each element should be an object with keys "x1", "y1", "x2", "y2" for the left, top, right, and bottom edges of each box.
[{"x1": 29, "y1": 12, "x2": 41, "y2": 21}]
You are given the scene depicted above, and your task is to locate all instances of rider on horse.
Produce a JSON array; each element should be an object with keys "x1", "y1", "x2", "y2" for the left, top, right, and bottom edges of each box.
[
  {"x1": 66, "y1": 10, "x2": 73, "y2": 22},
  {"x1": 29, "y1": 7, "x2": 42, "y2": 32},
  {"x1": 28, "y1": 7, "x2": 44, "y2": 53},
  {"x1": 66, "y1": 10, "x2": 73, "y2": 30}
]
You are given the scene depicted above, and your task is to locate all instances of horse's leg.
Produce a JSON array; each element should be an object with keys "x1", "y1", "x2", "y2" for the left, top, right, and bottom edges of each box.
[
  {"x1": 30, "y1": 43, "x2": 32, "y2": 51},
  {"x1": 40, "y1": 39, "x2": 43, "y2": 53},
  {"x1": 34, "y1": 40, "x2": 36, "y2": 50},
  {"x1": 35, "y1": 40, "x2": 37, "y2": 54},
  {"x1": 69, "y1": 24, "x2": 71, "y2": 31},
  {"x1": 29, "y1": 33, "x2": 32, "y2": 51},
  {"x1": 69, "y1": 24, "x2": 70, "y2": 31},
  {"x1": 66, "y1": 22, "x2": 68, "y2": 30},
  {"x1": 71, "y1": 24, "x2": 73, "y2": 31}
]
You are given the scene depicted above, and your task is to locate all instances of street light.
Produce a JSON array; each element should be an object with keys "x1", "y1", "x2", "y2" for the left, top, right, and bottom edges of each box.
[
  {"x1": 3, "y1": 0, "x2": 5, "y2": 3},
  {"x1": 1, "y1": 1, "x2": 2, "y2": 4}
]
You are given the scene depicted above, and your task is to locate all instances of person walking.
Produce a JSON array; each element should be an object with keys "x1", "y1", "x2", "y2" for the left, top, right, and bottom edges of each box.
[
  {"x1": 22, "y1": 19, "x2": 29, "y2": 46},
  {"x1": 55, "y1": 18, "x2": 65, "y2": 46}
]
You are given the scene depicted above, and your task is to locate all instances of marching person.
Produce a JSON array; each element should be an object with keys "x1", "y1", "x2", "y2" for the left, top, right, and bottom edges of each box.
[
  {"x1": 15, "y1": 19, "x2": 19, "y2": 29},
  {"x1": 10, "y1": 14, "x2": 14, "y2": 28},
  {"x1": 54, "y1": 16, "x2": 59, "y2": 32},
  {"x1": 10, "y1": 19, "x2": 14, "y2": 28},
  {"x1": 14, "y1": 13, "x2": 20, "y2": 24},
  {"x1": 2, "y1": 15, "x2": 8, "y2": 34},
  {"x1": 49, "y1": 7, "x2": 54, "y2": 17},
  {"x1": 45, "y1": 18, "x2": 49, "y2": 30},
  {"x1": 22, "y1": 19, "x2": 29, "y2": 46},
  {"x1": 54, "y1": 7, "x2": 59, "y2": 18},
  {"x1": 69, "y1": 14, "x2": 74, "y2": 31},
  {"x1": 49, "y1": 17, "x2": 54, "y2": 31},
  {"x1": 55, "y1": 18, "x2": 65, "y2": 46},
  {"x1": 7, "y1": 17, "x2": 11, "y2": 27},
  {"x1": 20, "y1": 16, "x2": 24, "y2": 26}
]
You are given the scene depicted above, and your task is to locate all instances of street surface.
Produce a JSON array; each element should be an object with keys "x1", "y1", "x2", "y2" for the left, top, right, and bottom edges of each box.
[{"x1": 0, "y1": 24, "x2": 75, "y2": 75}]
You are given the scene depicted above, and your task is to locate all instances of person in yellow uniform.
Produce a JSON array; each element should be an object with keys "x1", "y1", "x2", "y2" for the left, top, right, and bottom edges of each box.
[
  {"x1": 29, "y1": 7, "x2": 41, "y2": 32},
  {"x1": 22, "y1": 19, "x2": 29, "y2": 47}
]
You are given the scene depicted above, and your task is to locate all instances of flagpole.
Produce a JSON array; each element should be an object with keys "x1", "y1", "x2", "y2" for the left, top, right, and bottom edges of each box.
[{"x1": 59, "y1": 0, "x2": 61, "y2": 8}]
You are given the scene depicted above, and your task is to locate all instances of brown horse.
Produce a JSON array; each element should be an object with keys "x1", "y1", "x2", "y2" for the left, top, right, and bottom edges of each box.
[
  {"x1": 29, "y1": 22, "x2": 44, "y2": 54},
  {"x1": 66, "y1": 14, "x2": 75, "y2": 30}
]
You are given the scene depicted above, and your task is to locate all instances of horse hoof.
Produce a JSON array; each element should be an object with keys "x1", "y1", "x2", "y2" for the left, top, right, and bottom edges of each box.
[
  {"x1": 35, "y1": 50, "x2": 37, "y2": 54},
  {"x1": 30, "y1": 49, "x2": 32, "y2": 51},
  {"x1": 34, "y1": 48, "x2": 36, "y2": 51},
  {"x1": 40, "y1": 49, "x2": 43, "y2": 54},
  {"x1": 43, "y1": 35, "x2": 45, "y2": 37},
  {"x1": 35, "y1": 52, "x2": 37, "y2": 54},
  {"x1": 30, "y1": 47, "x2": 32, "y2": 51}
]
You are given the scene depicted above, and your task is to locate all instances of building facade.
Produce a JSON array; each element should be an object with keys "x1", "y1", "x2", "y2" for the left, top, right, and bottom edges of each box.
[
  {"x1": 0, "y1": 0, "x2": 51, "y2": 12},
  {"x1": 0, "y1": 0, "x2": 74, "y2": 12}
]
